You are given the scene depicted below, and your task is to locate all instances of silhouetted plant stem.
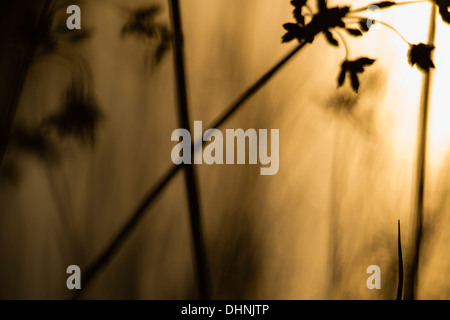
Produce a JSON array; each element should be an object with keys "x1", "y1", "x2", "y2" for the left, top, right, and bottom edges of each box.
[
  {"x1": 405, "y1": 4, "x2": 436, "y2": 300},
  {"x1": 211, "y1": 42, "x2": 306, "y2": 130},
  {"x1": 351, "y1": 0, "x2": 430, "y2": 14},
  {"x1": 74, "y1": 40, "x2": 307, "y2": 298},
  {"x1": 73, "y1": 164, "x2": 180, "y2": 299},
  {"x1": 345, "y1": 16, "x2": 411, "y2": 45},
  {"x1": 397, "y1": 220, "x2": 404, "y2": 300},
  {"x1": 169, "y1": 0, "x2": 210, "y2": 300}
]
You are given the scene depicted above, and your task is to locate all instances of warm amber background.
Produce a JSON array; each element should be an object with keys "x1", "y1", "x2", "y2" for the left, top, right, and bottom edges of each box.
[{"x1": 1, "y1": 0, "x2": 450, "y2": 299}]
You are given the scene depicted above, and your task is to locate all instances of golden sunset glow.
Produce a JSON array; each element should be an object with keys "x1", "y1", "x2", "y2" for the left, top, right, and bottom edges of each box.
[{"x1": 3, "y1": 0, "x2": 450, "y2": 300}]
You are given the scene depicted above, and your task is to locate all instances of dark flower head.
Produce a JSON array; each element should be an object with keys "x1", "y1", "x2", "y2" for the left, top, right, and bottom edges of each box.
[{"x1": 408, "y1": 43, "x2": 435, "y2": 72}]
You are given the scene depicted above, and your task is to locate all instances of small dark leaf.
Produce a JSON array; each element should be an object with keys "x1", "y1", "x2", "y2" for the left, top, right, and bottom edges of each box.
[
  {"x1": 369, "y1": 1, "x2": 397, "y2": 9},
  {"x1": 350, "y1": 71, "x2": 360, "y2": 92},
  {"x1": 434, "y1": 0, "x2": 450, "y2": 24},
  {"x1": 408, "y1": 43, "x2": 435, "y2": 72},
  {"x1": 291, "y1": 0, "x2": 307, "y2": 25},
  {"x1": 282, "y1": 23, "x2": 303, "y2": 42},
  {"x1": 291, "y1": 0, "x2": 308, "y2": 7},
  {"x1": 359, "y1": 19, "x2": 374, "y2": 32},
  {"x1": 337, "y1": 58, "x2": 376, "y2": 93},
  {"x1": 295, "y1": 10, "x2": 305, "y2": 26},
  {"x1": 338, "y1": 66, "x2": 346, "y2": 87},
  {"x1": 354, "y1": 57, "x2": 376, "y2": 67},
  {"x1": 346, "y1": 28, "x2": 363, "y2": 37},
  {"x1": 325, "y1": 30, "x2": 339, "y2": 46}
]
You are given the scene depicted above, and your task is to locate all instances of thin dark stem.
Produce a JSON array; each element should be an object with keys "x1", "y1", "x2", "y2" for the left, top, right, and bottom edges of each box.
[
  {"x1": 73, "y1": 41, "x2": 307, "y2": 299},
  {"x1": 345, "y1": 16, "x2": 411, "y2": 45},
  {"x1": 397, "y1": 220, "x2": 404, "y2": 300},
  {"x1": 73, "y1": 164, "x2": 181, "y2": 299},
  {"x1": 169, "y1": 0, "x2": 210, "y2": 300},
  {"x1": 209, "y1": 42, "x2": 306, "y2": 131},
  {"x1": 405, "y1": 4, "x2": 436, "y2": 300},
  {"x1": 350, "y1": 0, "x2": 431, "y2": 14},
  {"x1": 334, "y1": 30, "x2": 350, "y2": 60}
]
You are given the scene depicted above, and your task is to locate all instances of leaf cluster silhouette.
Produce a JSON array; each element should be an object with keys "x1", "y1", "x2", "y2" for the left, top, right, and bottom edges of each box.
[
  {"x1": 282, "y1": 0, "x2": 350, "y2": 44},
  {"x1": 282, "y1": 0, "x2": 449, "y2": 91}
]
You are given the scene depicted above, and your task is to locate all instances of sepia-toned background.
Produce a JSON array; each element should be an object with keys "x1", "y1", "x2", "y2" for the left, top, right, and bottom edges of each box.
[{"x1": 1, "y1": 0, "x2": 450, "y2": 299}]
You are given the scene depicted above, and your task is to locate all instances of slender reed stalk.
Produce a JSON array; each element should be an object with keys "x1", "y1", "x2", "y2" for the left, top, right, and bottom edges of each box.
[
  {"x1": 169, "y1": 0, "x2": 210, "y2": 300},
  {"x1": 405, "y1": 4, "x2": 437, "y2": 300},
  {"x1": 351, "y1": 0, "x2": 430, "y2": 14},
  {"x1": 397, "y1": 220, "x2": 403, "y2": 300},
  {"x1": 73, "y1": 40, "x2": 307, "y2": 298}
]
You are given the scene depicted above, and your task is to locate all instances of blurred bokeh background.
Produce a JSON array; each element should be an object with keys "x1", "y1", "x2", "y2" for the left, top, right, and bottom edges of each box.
[{"x1": 1, "y1": 0, "x2": 450, "y2": 299}]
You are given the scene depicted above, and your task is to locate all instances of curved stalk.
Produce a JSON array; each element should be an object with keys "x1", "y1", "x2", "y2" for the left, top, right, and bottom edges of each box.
[{"x1": 350, "y1": 0, "x2": 431, "y2": 14}]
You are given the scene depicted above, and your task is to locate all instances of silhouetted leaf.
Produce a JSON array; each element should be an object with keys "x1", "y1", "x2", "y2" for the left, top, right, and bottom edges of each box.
[
  {"x1": 338, "y1": 66, "x2": 346, "y2": 87},
  {"x1": 44, "y1": 80, "x2": 103, "y2": 146},
  {"x1": 338, "y1": 57, "x2": 376, "y2": 92},
  {"x1": 282, "y1": 23, "x2": 303, "y2": 42},
  {"x1": 359, "y1": 19, "x2": 374, "y2": 32},
  {"x1": 368, "y1": 1, "x2": 396, "y2": 9},
  {"x1": 350, "y1": 71, "x2": 360, "y2": 92},
  {"x1": 434, "y1": 0, "x2": 450, "y2": 24},
  {"x1": 346, "y1": 28, "x2": 363, "y2": 37},
  {"x1": 408, "y1": 43, "x2": 435, "y2": 72},
  {"x1": 291, "y1": 0, "x2": 308, "y2": 25},
  {"x1": 325, "y1": 30, "x2": 339, "y2": 46}
]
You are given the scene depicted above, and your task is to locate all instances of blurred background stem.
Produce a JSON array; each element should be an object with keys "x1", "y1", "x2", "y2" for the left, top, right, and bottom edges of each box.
[{"x1": 169, "y1": 0, "x2": 211, "y2": 300}]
